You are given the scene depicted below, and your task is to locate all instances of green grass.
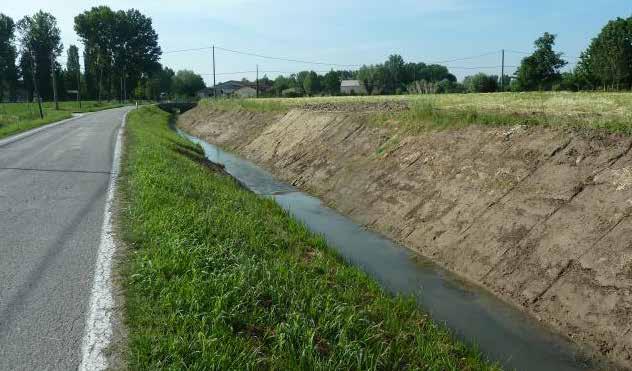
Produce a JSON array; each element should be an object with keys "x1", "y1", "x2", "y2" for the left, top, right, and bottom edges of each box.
[
  {"x1": 201, "y1": 92, "x2": 632, "y2": 134},
  {"x1": 119, "y1": 105, "x2": 500, "y2": 370},
  {"x1": 0, "y1": 101, "x2": 125, "y2": 139}
]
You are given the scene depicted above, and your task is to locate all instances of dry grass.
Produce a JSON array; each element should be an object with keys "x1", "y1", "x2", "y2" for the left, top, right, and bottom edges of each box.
[{"x1": 202, "y1": 92, "x2": 632, "y2": 133}]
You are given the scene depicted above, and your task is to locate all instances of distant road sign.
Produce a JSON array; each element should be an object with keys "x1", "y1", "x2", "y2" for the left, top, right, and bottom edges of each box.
[{"x1": 67, "y1": 90, "x2": 79, "y2": 94}]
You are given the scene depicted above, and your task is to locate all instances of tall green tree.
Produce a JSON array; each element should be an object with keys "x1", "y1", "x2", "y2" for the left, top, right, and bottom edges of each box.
[
  {"x1": 17, "y1": 11, "x2": 63, "y2": 101},
  {"x1": 323, "y1": 70, "x2": 341, "y2": 95},
  {"x1": 172, "y1": 69, "x2": 205, "y2": 97},
  {"x1": 0, "y1": 14, "x2": 18, "y2": 101},
  {"x1": 384, "y1": 54, "x2": 405, "y2": 93},
  {"x1": 579, "y1": 17, "x2": 632, "y2": 90},
  {"x1": 357, "y1": 64, "x2": 386, "y2": 95},
  {"x1": 65, "y1": 44, "x2": 81, "y2": 94},
  {"x1": 75, "y1": 6, "x2": 117, "y2": 101},
  {"x1": 515, "y1": 32, "x2": 567, "y2": 91},
  {"x1": 463, "y1": 73, "x2": 498, "y2": 93},
  {"x1": 157, "y1": 66, "x2": 175, "y2": 97},
  {"x1": 302, "y1": 71, "x2": 321, "y2": 96},
  {"x1": 272, "y1": 75, "x2": 290, "y2": 96},
  {"x1": 75, "y1": 6, "x2": 161, "y2": 101}
]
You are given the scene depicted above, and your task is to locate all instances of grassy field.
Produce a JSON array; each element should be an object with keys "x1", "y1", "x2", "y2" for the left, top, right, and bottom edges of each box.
[
  {"x1": 202, "y1": 92, "x2": 632, "y2": 134},
  {"x1": 0, "y1": 101, "x2": 125, "y2": 139},
  {"x1": 119, "y1": 105, "x2": 499, "y2": 370}
]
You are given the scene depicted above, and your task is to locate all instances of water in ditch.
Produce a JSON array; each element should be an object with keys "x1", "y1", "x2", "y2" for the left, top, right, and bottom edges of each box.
[{"x1": 180, "y1": 129, "x2": 593, "y2": 371}]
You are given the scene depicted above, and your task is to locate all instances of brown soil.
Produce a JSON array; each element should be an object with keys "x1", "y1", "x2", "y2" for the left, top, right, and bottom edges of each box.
[{"x1": 179, "y1": 106, "x2": 632, "y2": 369}]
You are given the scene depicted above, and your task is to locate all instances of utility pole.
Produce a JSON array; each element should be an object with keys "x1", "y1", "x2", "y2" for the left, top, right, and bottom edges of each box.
[
  {"x1": 500, "y1": 49, "x2": 505, "y2": 92},
  {"x1": 51, "y1": 53, "x2": 59, "y2": 110},
  {"x1": 256, "y1": 64, "x2": 259, "y2": 98},
  {"x1": 212, "y1": 44, "x2": 217, "y2": 98},
  {"x1": 30, "y1": 53, "x2": 44, "y2": 119}
]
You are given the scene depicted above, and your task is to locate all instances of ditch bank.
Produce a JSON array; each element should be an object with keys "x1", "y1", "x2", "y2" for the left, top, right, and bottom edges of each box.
[{"x1": 179, "y1": 104, "x2": 632, "y2": 368}]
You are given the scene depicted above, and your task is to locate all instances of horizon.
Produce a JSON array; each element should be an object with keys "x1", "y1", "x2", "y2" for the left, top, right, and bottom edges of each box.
[{"x1": 4, "y1": 0, "x2": 632, "y2": 85}]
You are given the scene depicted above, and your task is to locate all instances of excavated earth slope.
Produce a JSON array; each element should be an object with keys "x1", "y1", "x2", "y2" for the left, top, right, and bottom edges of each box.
[{"x1": 179, "y1": 105, "x2": 632, "y2": 368}]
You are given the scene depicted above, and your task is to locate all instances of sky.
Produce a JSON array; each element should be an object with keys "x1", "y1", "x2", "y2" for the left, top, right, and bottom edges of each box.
[{"x1": 4, "y1": 0, "x2": 632, "y2": 85}]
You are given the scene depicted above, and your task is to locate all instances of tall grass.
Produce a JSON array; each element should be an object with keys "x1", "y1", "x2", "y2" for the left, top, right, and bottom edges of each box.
[
  {"x1": 200, "y1": 92, "x2": 632, "y2": 134},
  {"x1": 0, "y1": 101, "x2": 124, "y2": 139},
  {"x1": 119, "y1": 106, "x2": 499, "y2": 370}
]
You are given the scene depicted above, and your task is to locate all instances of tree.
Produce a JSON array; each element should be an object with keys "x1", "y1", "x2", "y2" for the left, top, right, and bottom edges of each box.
[
  {"x1": 65, "y1": 45, "x2": 81, "y2": 94},
  {"x1": 515, "y1": 32, "x2": 567, "y2": 91},
  {"x1": 579, "y1": 17, "x2": 632, "y2": 90},
  {"x1": 0, "y1": 13, "x2": 18, "y2": 101},
  {"x1": 384, "y1": 54, "x2": 405, "y2": 93},
  {"x1": 74, "y1": 6, "x2": 117, "y2": 101},
  {"x1": 463, "y1": 73, "x2": 498, "y2": 93},
  {"x1": 323, "y1": 70, "x2": 340, "y2": 95},
  {"x1": 172, "y1": 69, "x2": 205, "y2": 97},
  {"x1": 272, "y1": 75, "x2": 290, "y2": 96},
  {"x1": 302, "y1": 71, "x2": 321, "y2": 96},
  {"x1": 17, "y1": 11, "x2": 63, "y2": 101},
  {"x1": 156, "y1": 66, "x2": 174, "y2": 97},
  {"x1": 75, "y1": 6, "x2": 161, "y2": 101},
  {"x1": 357, "y1": 64, "x2": 385, "y2": 95},
  {"x1": 295, "y1": 70, "x2": 310, "y2": 95},
  {"x1": 436, "y1": 79, "x2": 465, "y2": 94}
]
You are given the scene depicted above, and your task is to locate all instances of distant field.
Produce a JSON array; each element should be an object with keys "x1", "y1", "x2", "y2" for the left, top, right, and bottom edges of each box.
[
  {"x1": 202, "y1": 92, "x2": 632, "y2": 134},
  {"x1": 0, "y1": 101, "x2": 125, "y2": 139}
]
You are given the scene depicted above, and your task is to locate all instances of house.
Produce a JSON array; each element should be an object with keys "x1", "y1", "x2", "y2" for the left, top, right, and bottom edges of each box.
[
  {"x1": 196, "y1": 88, "x2": 214, "y2": 99},
  {"x1": 340, "y1": 80, "x2": 366, "y2": 95},
  {"x1": 234, "y1": 86, "x2": 257, "y2": 98},
  {"x1": 196, "y1": 79, "x2": 271, "y2": 98}
]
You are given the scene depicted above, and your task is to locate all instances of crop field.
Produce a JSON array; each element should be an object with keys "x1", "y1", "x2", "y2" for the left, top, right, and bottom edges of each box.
[
  {"x1": 0, "y1": 101, "x2": 124, "y2": 139},
  {"x1": 203, "y1": 92, "x2": 632, "y2": 134}
]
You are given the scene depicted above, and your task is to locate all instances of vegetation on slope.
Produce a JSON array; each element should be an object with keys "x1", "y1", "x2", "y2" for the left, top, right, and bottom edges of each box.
[
  {"x1": 119, "y1": 106, "x2": 499, "y2": 370},
  {"x1": 0, "y1": 101, "x2": 124, "y2": 139},
  {"x1": 201, "y1": 92, "x2": 632, "y2": 134}
]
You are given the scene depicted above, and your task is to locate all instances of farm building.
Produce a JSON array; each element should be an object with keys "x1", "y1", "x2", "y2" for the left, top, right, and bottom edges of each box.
[
  {"x1": 235, "y1": 86, "x2": 257, "y2": 98},
  {"x1": 340, "y1": 80, "x2": 366, "y2": 95}
]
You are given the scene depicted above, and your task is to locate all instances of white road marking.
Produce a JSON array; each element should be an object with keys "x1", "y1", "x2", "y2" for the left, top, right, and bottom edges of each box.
[{"x1": 78, "y1": 110, "x2": 129, "y2": 371}]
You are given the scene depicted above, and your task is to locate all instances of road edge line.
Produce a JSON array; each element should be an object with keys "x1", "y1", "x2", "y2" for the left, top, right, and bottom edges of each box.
[{"x1": 78, "y1": 109, "x2": 130, "y2": 371}]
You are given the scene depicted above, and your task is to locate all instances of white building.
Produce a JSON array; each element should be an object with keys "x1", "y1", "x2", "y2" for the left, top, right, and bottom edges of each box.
[{"x1": 340, "y1": 80, "x2": 366, "y2": 95}]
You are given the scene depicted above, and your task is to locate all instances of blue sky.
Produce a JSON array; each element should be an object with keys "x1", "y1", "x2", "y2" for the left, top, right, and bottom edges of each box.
[{"x1": 5, "y1": 0, "x2": 632, "y2": 84}]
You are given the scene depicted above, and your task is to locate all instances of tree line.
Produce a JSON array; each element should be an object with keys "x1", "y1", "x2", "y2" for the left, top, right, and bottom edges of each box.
[
  {"x1": 1, "y1": 12, "x2": 632, "y2": 102},
  {"x1": 0, "y1": 8, "x2": 201, "y2": 103},
  {"x1": 254, "y1": 15, "x2": 632, "y2": 97}
]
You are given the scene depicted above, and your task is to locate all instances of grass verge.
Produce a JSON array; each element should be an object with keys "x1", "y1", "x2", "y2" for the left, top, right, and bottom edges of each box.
[
  {"x1": 119, "y1": 105, "x2": 499, "y2": 370},
  {"x1": 0, "y1": 101, "x2": 125, "y2": 139},
  {"x1": 201, "y1": 92, "x2": 632, "y2": 134}
]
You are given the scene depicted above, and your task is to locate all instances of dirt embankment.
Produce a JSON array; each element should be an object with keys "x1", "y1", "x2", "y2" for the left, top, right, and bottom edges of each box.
[{"x1": 179, "y1": 105, "x2": 632, "y2": 368}]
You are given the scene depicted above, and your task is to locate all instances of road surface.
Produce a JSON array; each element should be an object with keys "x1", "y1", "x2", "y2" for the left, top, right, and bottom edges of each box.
[{"x1": 0, "y1": 107, "x2": 130, "y2": 370}]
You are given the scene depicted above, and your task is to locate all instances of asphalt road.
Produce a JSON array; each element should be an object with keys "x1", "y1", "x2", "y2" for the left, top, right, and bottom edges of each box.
[{"x1": 0, "y1": 107, "x2": 131, "y2": 370}]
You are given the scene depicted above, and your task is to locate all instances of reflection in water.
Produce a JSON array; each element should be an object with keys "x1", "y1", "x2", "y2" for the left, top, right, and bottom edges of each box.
[{"x1": 180, "y1": 130, "x2": 590, "y2": 371}]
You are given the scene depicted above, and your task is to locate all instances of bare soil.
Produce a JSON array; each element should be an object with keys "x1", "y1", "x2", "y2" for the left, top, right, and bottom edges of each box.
[{"x1": 179, "y1": 105, "x2": 632, "y2": 369}]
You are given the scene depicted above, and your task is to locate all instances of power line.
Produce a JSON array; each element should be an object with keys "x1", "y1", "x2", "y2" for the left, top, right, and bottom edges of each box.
[
  {"x1": 163, "y1": 46, "x2": 213, "y2": 54},
  {"x1": 505, "y1": 49, "x2": 581, "y2": 59},
  {"x1": 214, "y1": 46, "x2": 361, "y2": 67},
  {"x1": 429, "y1": 51, "x2": 499, "y2": 64},
  {"x1": 163, "y1": 44, "x2": 361, "y2": 67},
  {"x1": 446, "y1": 65, "x2": 518, "y2": 70}
]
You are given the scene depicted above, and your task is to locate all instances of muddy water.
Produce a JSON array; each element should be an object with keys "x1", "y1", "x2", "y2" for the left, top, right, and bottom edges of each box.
[{"x1": 180, "y1": 130, "x2": 591, "y2": 371}]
